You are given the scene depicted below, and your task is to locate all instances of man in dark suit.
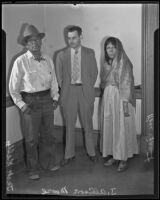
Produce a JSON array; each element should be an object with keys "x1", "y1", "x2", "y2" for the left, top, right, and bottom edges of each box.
[{"x1": 56, "y1": 26, "x2": 98, "y2": 165}]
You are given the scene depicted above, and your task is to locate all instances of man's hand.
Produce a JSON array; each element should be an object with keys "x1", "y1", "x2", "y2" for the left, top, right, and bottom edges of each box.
[
  {"x1": 21, "y1": 104, "x2": 31, "y2": 114},
  {"x1": 123, "y1": 101, "x2": 130, "y2": 117},
  {"x1": 53, "y1": 100, "x2": 58, "y2": 110}
]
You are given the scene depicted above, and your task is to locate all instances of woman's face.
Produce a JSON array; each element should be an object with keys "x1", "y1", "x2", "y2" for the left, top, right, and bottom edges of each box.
[{"x1": 106, "y1": 42, "x2": 117, "y2": 59}]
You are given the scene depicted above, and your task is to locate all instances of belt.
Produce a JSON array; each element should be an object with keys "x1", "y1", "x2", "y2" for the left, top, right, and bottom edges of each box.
[
  {"x1": 21, "y1": 89, "x2": 50, "y2": 97},
  {"x1": 71, "y1": 83, "x2": 82, "y2": 86}
]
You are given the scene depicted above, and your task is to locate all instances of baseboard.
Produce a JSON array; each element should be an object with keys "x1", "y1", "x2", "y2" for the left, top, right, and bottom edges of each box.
[{"x1": 7, "y1": 126, "x2": 147, "y2": 166}]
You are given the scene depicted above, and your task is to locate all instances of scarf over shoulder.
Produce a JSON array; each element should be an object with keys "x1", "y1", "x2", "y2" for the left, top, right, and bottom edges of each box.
[{"x1": 100, "y1": 38, "x2": 136, "y2": 107}]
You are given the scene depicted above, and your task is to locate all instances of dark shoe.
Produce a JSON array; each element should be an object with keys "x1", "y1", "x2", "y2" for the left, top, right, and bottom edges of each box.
[
  {"x1": 49, "y1": 165, "x2": 60, "y2": 171},
  {"x1": 89, "y1": 156, "x2": 98, "y2": 162},
  {"x1": 60, "y1": 156, "x2": 75, "y2": 166},
  {"x1": 103, "y1": 155, "x2": 113, "y2": 162},
  {"x1": 28, "y1": 173, "x2": 40, "y2": 180},
  {"x1": 117, "y1": 161, "x2": 128, "y2": 172},
  {"x1": 104, "y1": 158, "x2": 116, "y2": 166}
]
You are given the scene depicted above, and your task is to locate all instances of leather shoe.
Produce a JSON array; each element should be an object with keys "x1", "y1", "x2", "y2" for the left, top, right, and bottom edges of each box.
[
  {"x1": 60, "y1": 156, "x2": 75, "y2": 166},
  {"x1": 89, "y1": 156, "x2": 98, "y2": 162},
  {"x1": 103, "y1": 155, "x2": 113, "y2": 162},
  {"x1": 104, "y1": 158, "x2": 116, "y2": 166},
  {"x1": 29, "y1": 173, "x2": 40, "y2": 180},
  {"x1": 49, "y1": 165, "x2": 60, "y2": 171},
  {"x1": 117, "y1": 161, "x2": 127, "y2": 172}
]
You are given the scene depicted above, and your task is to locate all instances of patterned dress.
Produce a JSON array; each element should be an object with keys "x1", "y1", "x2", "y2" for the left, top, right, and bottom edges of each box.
[{"x1": 100, "y1": 53, "x2": 138, "y2": 161}]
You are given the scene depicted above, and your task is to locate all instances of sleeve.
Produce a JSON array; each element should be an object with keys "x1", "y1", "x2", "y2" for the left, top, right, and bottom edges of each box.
[
  {"x1": 91, "y1": 50, "x2": 98, "y2": 87},
  {"x1": 119, "y1": 62, "x2": 134, "y2": 102},
  {"x1": 9, "y1": 58, "x2": 26, "y2": 109},
  {"x1": 55, "y1": 52, "x2": 63, "y2": 88},
  {"x1": 48, "y1": 57, "x2": 60, "y2": 101}
]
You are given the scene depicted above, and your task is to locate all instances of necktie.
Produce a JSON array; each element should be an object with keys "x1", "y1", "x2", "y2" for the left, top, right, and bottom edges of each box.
[{"x1": 72, "y1": 50, "x2": 80, "y2": 83}]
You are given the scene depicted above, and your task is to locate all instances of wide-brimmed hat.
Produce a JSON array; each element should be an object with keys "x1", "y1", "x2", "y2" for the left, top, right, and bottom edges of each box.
[{"x1": 20, "y1": 24, "x2": 45, "y2": 46}]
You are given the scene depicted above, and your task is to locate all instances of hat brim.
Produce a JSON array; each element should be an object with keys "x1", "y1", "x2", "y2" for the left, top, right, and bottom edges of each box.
[{"x1": 21, "y1": 33, "x2": 45, "y2": 46}]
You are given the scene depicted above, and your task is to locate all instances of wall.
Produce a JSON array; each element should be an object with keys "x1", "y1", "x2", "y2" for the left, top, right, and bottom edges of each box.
[
  {"x1": 2, "y1": 4, "x2": 45, "y2": 95},
  {"x1": 43, "y1": 4, "x2": 142, "y2": 132},
  {"x1": 43, "y1": 4, "x2": 142, "y2": 86},
  {"x1": 3, "y1": 4, "x2": 142, "y2": 144},
  {"x1": 6, "y1": 106, "x2": 23, "y2": 144},
  {"x1": 3, "y1": 4, "x2": 45, "y2": 144}
]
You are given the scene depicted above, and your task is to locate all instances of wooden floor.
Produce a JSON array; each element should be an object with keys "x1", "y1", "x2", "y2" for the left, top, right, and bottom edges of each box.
[{"x1": 6, "y1": 144, "x2": 154, "y2": 197}]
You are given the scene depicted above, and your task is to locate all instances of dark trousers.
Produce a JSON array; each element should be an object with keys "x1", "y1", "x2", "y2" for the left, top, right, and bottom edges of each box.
[{"x1": 21, "y1": 90, "x2": 57, "y2": 175}]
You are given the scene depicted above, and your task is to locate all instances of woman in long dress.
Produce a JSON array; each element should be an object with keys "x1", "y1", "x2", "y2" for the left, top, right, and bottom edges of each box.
[{"x1": 100, "y1": 37, "x2": 138, "y2": 172}]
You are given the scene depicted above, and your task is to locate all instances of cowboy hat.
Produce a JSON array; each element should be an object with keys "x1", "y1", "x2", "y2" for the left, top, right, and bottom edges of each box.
[{"x1": 20, "y1": 24, "x2": 45, "y2": 46}]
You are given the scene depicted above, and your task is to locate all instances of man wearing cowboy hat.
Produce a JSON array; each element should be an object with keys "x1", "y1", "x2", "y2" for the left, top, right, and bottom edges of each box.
[{"x1": 9, "y1": 24, "x2": 60, "y2": 180}]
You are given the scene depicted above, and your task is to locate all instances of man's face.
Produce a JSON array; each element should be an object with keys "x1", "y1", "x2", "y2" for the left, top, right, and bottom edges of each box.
[
  {"x1": 26, "y1": 36, "x2": 42, "y2": 53},
  {"x1": 67, "y1": 31, "x2": 81, "y2": 49}
]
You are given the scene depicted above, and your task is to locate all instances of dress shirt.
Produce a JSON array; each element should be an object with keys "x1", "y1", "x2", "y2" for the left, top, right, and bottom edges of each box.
[
  {"x1": 71, "y1": 46, "x2": 82, "y2": 84},
  {"x1": 9, "y1": 50, "x2": 59, "y2": 109}
]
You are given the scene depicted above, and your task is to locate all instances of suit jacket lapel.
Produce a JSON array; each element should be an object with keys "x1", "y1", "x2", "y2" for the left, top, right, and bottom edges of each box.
[
  {"x1": 81, "y1": 46, "x2": 85, "y2": 82},
  {"x1": 65, "y1": 48, "x2": 71, "y2": 76}
]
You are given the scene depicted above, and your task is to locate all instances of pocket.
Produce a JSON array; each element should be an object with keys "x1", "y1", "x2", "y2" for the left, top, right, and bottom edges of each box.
[
  {"x1": 23, "y1": 107, "x2": 32, "y2": 115},
  {"x1": 42, "y1": 95, "x2": 53, "y2": 110},
  {"x1": 21, "y1": 94, "x2": 34, "y2": 107}
]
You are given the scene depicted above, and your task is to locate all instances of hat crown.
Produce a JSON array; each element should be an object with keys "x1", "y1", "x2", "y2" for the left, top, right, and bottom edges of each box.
[
  {"x1": 18, "y1": 24, "x2": 45, "y2": 46},
  {"x1": 23, "y1": 25, "x2": 40, "y2": 37}
]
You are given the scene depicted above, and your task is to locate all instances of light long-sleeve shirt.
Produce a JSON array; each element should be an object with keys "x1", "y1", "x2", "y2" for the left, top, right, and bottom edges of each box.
[{"x1": 9, "y1": 50, "x2": 59, "y2": 109}]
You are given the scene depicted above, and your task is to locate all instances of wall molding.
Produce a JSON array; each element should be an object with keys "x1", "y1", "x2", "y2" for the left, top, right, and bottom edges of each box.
[
  {"x1": 7, "y1": 126, "x2": 147, "y2": 166},
  {"x1": 6, "y1": 96, "x2": 14, "y2": 108},
  {"x1": 6, "y1": 87, "x2": 142, "y2": 108},
  {"x1": 142, "y1": 4, "x2": 159, "y2": 136}
]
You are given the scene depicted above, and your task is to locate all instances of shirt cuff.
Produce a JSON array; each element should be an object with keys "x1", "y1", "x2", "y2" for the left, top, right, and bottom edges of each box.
[
  {"x1": 17, "y1": 101, "x2": 26, "y2": 109},
  {"x1": 52, "y1": 94, "x2": 59, "y2": 102}
]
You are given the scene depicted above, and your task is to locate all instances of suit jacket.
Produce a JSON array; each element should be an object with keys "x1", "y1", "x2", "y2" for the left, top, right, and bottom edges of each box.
[{"x1": 56, "y1": 46, "x2": 98, "y2": 105}]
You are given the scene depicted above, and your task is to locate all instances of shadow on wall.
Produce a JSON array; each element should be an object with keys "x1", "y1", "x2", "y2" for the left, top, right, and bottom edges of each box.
[
  {"x1": 52, "y1": 25, "x2": 76, "y2": 151},
  {"x1": 52, "y1": 24, "x2": 77, "y2": 65},
  {"x1": 6, "y1": 23, "x2": 30, "y2": 95}
]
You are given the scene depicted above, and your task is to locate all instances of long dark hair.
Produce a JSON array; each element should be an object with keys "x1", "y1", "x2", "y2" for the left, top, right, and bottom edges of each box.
[{"x1": 104, "y1": 37, "x2": 123, "y2": 64}]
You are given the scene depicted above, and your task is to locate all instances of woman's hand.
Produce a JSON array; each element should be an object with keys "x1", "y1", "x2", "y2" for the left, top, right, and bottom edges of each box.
[
  {"x1": 123, "y1": 101, "x2": 130, "y2": 117},
  {"x1": 53, "y1": 100, "x2": 58, "y2": 110}
]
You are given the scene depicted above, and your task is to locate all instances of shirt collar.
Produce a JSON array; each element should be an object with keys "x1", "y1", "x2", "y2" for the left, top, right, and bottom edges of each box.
[
  {"x1": 71, "y1": 46, "x2": 81, "y2": 54},
  {"x1": 26, "y1": 50, "x2": 46, "y2": 61}
]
